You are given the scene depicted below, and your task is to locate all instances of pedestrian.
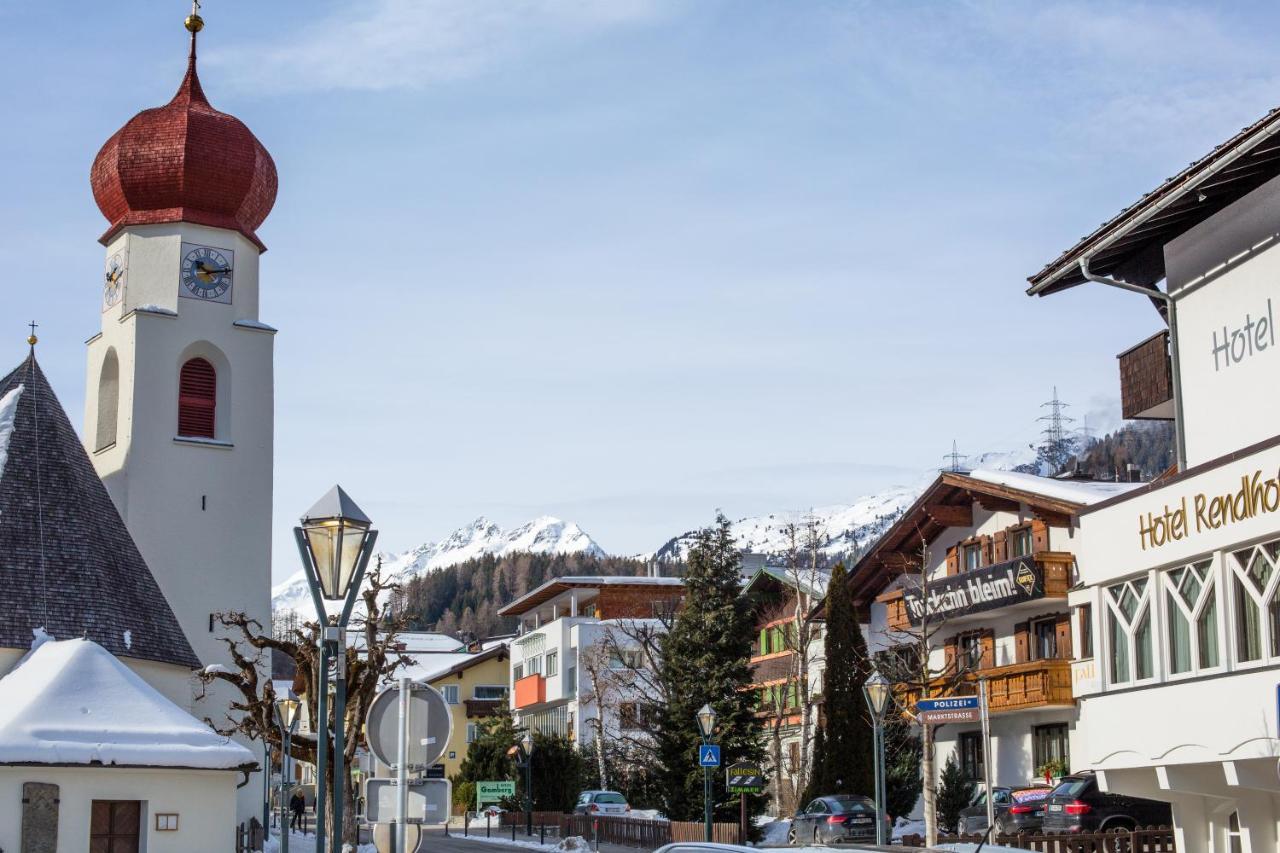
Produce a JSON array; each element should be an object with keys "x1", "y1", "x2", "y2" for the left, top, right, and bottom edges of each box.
[{"x1": 289, "y1": 790, "x2": 306, "y2": 832}]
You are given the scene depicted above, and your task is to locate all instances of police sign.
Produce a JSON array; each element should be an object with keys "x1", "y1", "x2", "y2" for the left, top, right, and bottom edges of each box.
[{"x1": 916, "y1": 696, "x2": 980, "y2": 724}]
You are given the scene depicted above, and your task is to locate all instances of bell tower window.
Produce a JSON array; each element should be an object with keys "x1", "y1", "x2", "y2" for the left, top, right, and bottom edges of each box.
[
  {"x1": 95, "y1": 349, "x2": 120, "y2": 451},
  {"x1": 178, "y1": 357, "x2": 217, "y2": 439}
]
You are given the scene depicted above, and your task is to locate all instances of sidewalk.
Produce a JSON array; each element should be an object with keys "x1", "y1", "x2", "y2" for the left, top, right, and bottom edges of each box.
[{"x1": 446, "y1": 823, "x2": 661, "y2": 853}]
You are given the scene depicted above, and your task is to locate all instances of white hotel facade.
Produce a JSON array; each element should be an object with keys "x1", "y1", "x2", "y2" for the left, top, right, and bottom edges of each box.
[{"x1": 1029, "y1": 106, "x2": 1280, "y2": 850}]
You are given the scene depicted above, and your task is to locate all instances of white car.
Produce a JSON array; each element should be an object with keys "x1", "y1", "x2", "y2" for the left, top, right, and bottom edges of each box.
[{"x1": 574, "y1": 790, "x2": 631, "y2": 816}]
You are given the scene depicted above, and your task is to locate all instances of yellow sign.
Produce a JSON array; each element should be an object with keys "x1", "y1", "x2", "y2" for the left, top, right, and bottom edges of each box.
[{"x1": 1139, "y1": 467, "x2": 1280, "y2": 550}]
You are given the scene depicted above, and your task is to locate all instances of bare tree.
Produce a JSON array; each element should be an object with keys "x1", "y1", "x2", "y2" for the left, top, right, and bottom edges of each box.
[
  {"x1": 871, "y1": 533, "x2": 976, "y2": 847},
  {"x1": 196, "y1": 561, "x2": 409, "y2": 846}
]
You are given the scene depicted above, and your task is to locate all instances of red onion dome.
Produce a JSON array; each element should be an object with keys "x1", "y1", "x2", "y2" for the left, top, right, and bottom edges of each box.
[{"x1": 90, "y1": 31, "x2": 277, "y2": 251}]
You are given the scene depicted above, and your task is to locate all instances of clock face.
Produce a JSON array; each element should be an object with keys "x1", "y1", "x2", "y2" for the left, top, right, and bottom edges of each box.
[
  {"x1": 103, "y1": 250, "x2": 127, "y2": 311},
  {"x1": 179, "y1": 243, "x2": 235, "y2": 303}
]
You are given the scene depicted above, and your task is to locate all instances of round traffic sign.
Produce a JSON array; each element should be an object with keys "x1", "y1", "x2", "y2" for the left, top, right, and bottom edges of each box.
[{"x1": 365, "y1": 681, "x2": 453, "y2": 770}]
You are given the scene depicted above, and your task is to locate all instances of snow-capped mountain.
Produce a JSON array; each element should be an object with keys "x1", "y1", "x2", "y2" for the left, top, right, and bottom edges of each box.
[
  {"x1": 271, "y1": 516, "x2": 604, "y2": 615},
  {"x1": 650, "y1": 445, "x2": 1040, "y2": 564}
]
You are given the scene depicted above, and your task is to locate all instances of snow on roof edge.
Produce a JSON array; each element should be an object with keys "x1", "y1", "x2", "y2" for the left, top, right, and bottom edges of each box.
[
  {"x1": 966, "y1": 468, "x2": 1144, "y2": 506},
  {"x1": 0, "y1": 383, "x2": 23, "y2": 481}
]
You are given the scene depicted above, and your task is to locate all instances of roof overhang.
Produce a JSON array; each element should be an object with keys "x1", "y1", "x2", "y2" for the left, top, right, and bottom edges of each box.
[
  {"x1": 845, "y1": 472, "x2": 1084, "y2": 606},
  {"x1": 1027, "y1": 107, "x2": 1280, "y2": 296}
]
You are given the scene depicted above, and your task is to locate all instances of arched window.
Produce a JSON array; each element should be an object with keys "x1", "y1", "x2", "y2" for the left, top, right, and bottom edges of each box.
[
  {"x1": 95, "y1": 349, "x2": 119, "y2": 451},
  {"x1": 178, "y1": 357, "x2": 217, "y2": 439}
]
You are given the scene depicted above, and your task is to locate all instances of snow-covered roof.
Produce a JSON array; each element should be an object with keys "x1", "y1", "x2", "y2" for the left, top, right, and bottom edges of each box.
[
  {"x1": 967, "y1": 469, "x2": 1143, "y2": 506},
  {"x1": 397, "y1": 652, "x2": 478, "y2": 683},
  {"x1": 0, "y1": 639, "x2": 255, "y2": 769},
  {"x1": 395, "y1": 632, "x2": 466, "y2": 653},
  {"x1": 0, "y1": 383, "x2": 22, "y2": 480},
  {"x1": 498, "y1": 575, "x2": 684, "y2": 617}
]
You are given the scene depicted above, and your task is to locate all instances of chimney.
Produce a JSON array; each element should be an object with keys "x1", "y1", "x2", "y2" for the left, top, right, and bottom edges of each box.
[
  {"x1": 649, "y1": 560, "x2": 661, "y2": 579},
  {"x1": 1127, "y1": 463, "x2": 1142, "y2": 483}
]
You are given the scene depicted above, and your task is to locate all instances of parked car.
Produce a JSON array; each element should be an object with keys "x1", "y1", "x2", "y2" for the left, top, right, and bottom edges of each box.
[
  {"x1": 957, "y1": 785, "x2": 1053, "y2": 836},
  {"x1": 574, "y1": 790, "x2": 631, "y2": 816},
  {"x1": 789, "y1": 795, "x2": 882, "y2": 845},
  {"x1": 1041, "y1": 774, "x2": 1172, "y2": 834}
]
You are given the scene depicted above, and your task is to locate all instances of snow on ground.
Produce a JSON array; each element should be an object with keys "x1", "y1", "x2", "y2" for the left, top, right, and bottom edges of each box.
[
  {"x1": 891, "y1": 816, "x2": 926, "y2": 843},
  {"x1": 0, "y1": 383, "x2": 23, "y2": 479},
  {"x1": 263, "y1": 830, "x2": 373, "y2": 853},
  {"x1": 0, "y1": 638, "x2": 254, "y2": 768},
  {"x1": 756, "y1": 818, "x2": 790, "y2": 845}
]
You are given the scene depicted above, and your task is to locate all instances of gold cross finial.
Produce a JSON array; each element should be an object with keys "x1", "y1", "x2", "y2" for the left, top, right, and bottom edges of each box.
[
  {"x1": 27, "y1": 320, "x2": 38, "y2": 347},
  {"x1": 186, "y1": 0, "x2": 204, "y2": 34}
]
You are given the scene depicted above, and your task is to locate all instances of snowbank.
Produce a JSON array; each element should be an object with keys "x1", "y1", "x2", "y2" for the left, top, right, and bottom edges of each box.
[
  {"x1": 757, "y1": 819, "x2": 790, "y2": 845},
  {"x1": 0, "y1": 638, "x2": 254, "y2": 769}
]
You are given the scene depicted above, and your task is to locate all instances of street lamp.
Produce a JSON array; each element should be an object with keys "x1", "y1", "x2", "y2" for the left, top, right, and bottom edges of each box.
[
  {"x1": 862, "y1": 670, "x2": 891, "y2": 845},
  {"x1": 294, "y1": 486, "x2": 378, "y2": 853},
  {"x1": 275, "y1": 697, "x2": 301, "y2": 853},
  {"x1": 695, "y1": 703, "x2": 717, "y2": 842},
  {"x1": 521, "y1": 732, "x2": 535, "y2": 837}
]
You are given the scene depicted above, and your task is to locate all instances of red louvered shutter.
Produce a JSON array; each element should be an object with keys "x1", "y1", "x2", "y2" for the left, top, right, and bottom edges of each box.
[{"x1": 178, "y1": 358, "x2": 216, "y2": 438}]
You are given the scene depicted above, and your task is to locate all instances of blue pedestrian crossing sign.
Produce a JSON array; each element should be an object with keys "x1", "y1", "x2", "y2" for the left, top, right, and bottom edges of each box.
[{"x1": 698, "y1": 745, "x2": 721, "y2": 767}]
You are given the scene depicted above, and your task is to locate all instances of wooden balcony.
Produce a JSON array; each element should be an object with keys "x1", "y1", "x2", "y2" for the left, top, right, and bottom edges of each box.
[
  {"x1": 899, "y1": 658, "x2": 1074, "y2": 716},
  {"x1": 1118, "y1": 330, "x2": 1174, "y2": 420},
  {"x1": 877, "y1": 552, "x2": 1073, "y2": 632},
  {"x1": 514, "y1": 674, "x2": 545, "y2": 709},
  {"x1": 465, "y1": 698, "x2": 504, "y2": 718}
]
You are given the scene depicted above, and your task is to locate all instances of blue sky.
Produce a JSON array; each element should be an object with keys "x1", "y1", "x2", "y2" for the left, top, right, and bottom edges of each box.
[{"x1": 3, "y1": 1, "x2": 1278, "y2": 577}]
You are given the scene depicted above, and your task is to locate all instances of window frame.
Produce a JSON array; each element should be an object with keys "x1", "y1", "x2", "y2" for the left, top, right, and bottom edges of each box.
[
  {"x1": 963, "y1": 542, "x2": 983, "y2": 572},
  {"x1": 473, "y1": 684, "x2": 508, "y2": 701},
  {"x1": 1078, "y1": 604, "x2": 1093, "y2": 659},
  {"x1": 957, "y1": 731, "x2": 984, "y2": 782},
  {"x1": 1030, "y1": 616, "x2": 1058, "y2": 661},
  {"x1": 1031, "y1": 723, "x2": 1070, "y2": 772},
  {"x1": 1104, "y1": 575, "x2": 1157, "y2": 687},
  {"x1": 546, "y1": 650, "x2": 559, "y2": 678},
  {"x1": 1227, "y1": 539, "x2": 1280, "y2": 669},
  {"x1": 1161, "y1": 558, "x2": 1223, "y2": 679},
  {"x1": 1009, "y1": 525, "x2": 1035, "y2": 559},
  {"x1": 440, "y1": 684, "x2": 460, "y2": 705}
]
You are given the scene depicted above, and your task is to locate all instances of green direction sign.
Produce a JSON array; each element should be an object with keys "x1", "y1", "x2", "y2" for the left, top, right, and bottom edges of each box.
[
  {"x1": 726, "y1": 762, "x2": 765, "y2": 794},
  {"x1": 476, "y1": 780, "x2": 516, "y2": 808}
]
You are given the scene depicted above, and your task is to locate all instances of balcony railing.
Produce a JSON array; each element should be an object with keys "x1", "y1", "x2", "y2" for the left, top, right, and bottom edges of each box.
[
  {"x1": 514, "y1": 674, "x2": 546, "y2": 709},
  {"x1": 1118, "y1": 330, "x2": 1174, "y2": 420},
  {"x1": 877, "y1": 552, "x2": 1073, "y2": 632},
  {"x1": 899, "y1": 658, "x2": 1073, "y2": 715}
]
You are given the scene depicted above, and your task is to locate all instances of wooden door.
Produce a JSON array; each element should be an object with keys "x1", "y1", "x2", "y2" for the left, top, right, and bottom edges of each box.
[{"x1": 90, "y1": 801, "x2": 140, "y2": 853}]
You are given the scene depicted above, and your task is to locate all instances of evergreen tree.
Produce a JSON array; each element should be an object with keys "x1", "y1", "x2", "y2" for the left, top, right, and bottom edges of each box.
[
  {"x1": 453, "y1": 709, "x2": 517, "y2": 803},
  {"x1": 798, "y1": 723, "x2": 827, "y2": 807},
  {"x1": 522, "y1": 733, "x2": 586, "y2": 813},
  {"x1": 936, "y1": 753, "x2": 975, "y2": 833},
  {"x1": 883, "y1": 714, "x2": 921, "y2": 822},
  {"x1": 817, "y1": 562, "x2": 875, "y2": 796},
  {"x1": 653, "y1": 514, "x2": 766, "y2": 826}
]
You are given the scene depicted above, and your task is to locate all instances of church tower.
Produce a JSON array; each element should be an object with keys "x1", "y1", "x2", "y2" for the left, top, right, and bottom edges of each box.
[{"x1": 83, "y1": 10, "x2": 274, "y2": 821}]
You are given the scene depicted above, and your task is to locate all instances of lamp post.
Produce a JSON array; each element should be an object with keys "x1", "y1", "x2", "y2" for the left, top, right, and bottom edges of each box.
[
  {"x1": 294, "y1": 486, "x2": 378, "y2": 853},
  {"x1": 862, "y1": 670, "x2": 891, "y2": 846},
  {"x1": 695, "y1": 703, "x2": 717, "y2": 843},
  {"x1": 275, "y1": 697, "x2": 301, "y2": 853},
  {"x1": 521, "y1": 732, "x2": 535, "y2": 837}
]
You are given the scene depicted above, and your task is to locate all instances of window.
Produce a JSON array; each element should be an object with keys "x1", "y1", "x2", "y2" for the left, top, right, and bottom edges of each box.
[
  {"x1": 1105, "y1": 578, "x2": 1153, "y2": 684},
  {"x1": 178, "y1": 357, "x2": 217, "y2": 438},
  {"x1": 513, "y1": 663, "x2": 524, "y2": 681},
  {"x1": 1078, "y1": 605, "x2": 1093, "y2": 658},
  {"x1": 958, "y1": 732, "x2": 984, "y2": 781},
  {"x1": 620, "y1": 702, "x2": 643, "y2": 730},
  {"x1": 527, "y1": 655, "x2": 542, "y2": 675},
  {"x1": 609, "y1": 648, "x2": 644, "y2": 669},
  {"x1": 1164, "y1": 560, "x2": 1219, "y2": 674},
  {"x1": 1010, "y1": 527, "x2": 1034, "y2": 558},
  {"x1": 91, "y1": 800, "x2": 141, "y2": 852},
  {"x1": 1229, "y1": 540, "x2": 1280, "y2": 663},
  {"x1": 96, "y1": 349, "x2": 119, "y2": 450},
  {"x1": 963, "y1": 543, "x2": 983, "y2": 572},
  {"x1": 1228, "y1": 810, "x2": 1243, "y2": 853},
  {"x1": 466, "y1": 723, "x2": 478, "y2": 743},
  {"x1": 1032, "y1": 723, "x2": 1069, "y2": 772},
  {"x1": 474, "y1": 685, "x2": 507, "y2": 700},
  {"x1": 440, "y1": 684, "x2": 459, "y2": 705},
  {"x1": 566, "y1": 666, "x2": 577, "y2": 696},
  {"x1": 958, "y1": 633, "x2": 984, "y2": 670},
  {"x1": 1031, "y1": 618, "x2": 1058, "y2": 660}
]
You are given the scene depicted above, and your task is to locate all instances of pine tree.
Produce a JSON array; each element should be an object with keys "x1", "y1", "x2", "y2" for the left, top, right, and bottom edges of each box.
[
  {"x1": 818, "y1": 562, "x2": 875, "y2": 796},
  {"x1": 936, "y1": 753, "x2": 975, "y2": 833},
  {"x1": 653, "y1": 514, "x2": 767, "y2": 825},
  {"x1": 883, "y1": 714, "x2": 921, "y2": 821},
  {"x1": 454, "y1": 709, "x2": 517, "y2": 793},
  {"x1": 798, "y1": 723, "x2": 827, "y2": 807}
]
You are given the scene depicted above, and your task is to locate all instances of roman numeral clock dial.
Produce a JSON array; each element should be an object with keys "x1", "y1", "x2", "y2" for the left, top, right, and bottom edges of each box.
[
  {"x1": 179, "y1": 243, "x2": 234, "y2": 303},
  {"x1": 103, "y1": 249, "x2": 127, "y2": 311}
]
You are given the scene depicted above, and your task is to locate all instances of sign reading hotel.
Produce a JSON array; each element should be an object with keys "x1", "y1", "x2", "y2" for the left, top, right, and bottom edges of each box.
[
  {"x1": 901, "y1": 557, "x2": 1043, "y2": 625},
  {"x1": 1138, "y1": 466, "x2": 1280, "y2": 550}
]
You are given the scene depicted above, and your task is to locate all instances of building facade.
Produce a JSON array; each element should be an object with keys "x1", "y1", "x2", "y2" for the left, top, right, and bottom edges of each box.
[
  {"x1": 852, "y1": 470, "x2": 1136, "y2": 793},
  {"x1": 499, "y1": 576, "x2": 684, "y2": 745},
  {"x1": 423, "y1": 643, "x2": 511, "y2": 782},
  {"x1": 1029, "y1": 103, "x2": 1280, "y2": 851}
]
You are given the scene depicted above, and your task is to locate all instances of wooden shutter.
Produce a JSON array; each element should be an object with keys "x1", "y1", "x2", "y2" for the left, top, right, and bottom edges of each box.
[
  {"x1": 993, "y1": 530, "x2": 1008, "y2": 563},
  {"x1": 1014, "y1": 622, "x2": 1029, "y2": 664},
  {"x1": 980, "y1": 630, "x2": 995, "y2": 670},
  {"x1": 178, "y1": 357, "x2": 216, "y2": 438},
  {"x1": 946, "y1": 546, "x2": 959, "y2": 577},
  {"x1": 982, "y1": 536, "x2": 994, "y2": 566},
  {"x1": 944, "y1": 636, "x2": 957, "y2": 673},
  {"x1": 1031, "y1": 519, "x2": 1050, "y2": 553},
  {"x1": 1055, "y1": 612, "x2": 1073, "y2": 660}
]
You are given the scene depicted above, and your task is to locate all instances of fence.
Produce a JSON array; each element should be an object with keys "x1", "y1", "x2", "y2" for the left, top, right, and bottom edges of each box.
[
  {"x1": 479, "y1": 813, "x2": 743, "y2": 848},
  {"x1": 902, "y1": 826, "x2": 1177, "y2": 852},
  {"x1": 234, "y1": 818, "x2": 264, "y2": 853}
]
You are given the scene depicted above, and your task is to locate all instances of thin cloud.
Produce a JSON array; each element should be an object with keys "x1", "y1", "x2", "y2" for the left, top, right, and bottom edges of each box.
[{"x1": 207, "y1": 0, "x2": 671, "y2": 94}]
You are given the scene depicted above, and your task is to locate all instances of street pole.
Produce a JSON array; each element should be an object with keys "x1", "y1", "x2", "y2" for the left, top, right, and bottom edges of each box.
[
  {"x1": 397, "y1": 677, "x2": 410, "y2": 853},
  {"x1": 702, "y1": 737, "x2": 712, "y2": 843},
  {"x1": 314, "y1": 641, "x2": 329, "y2": 853},
  {"x1": 282, "y1": 726, "x2": 292, "y2": 853},
  {"x1": 525, "y1": 755, "x2": 534, "y2": 837},
  {"x1": 979, "y1": 679, "x2": 995, "y2": 837},
  {"x1": 872, "y1": 720, "x2": 885, "y2": 844},
  {"x1": 264, "y1": 740, "x2": 272, "y2": 843},
  {"x1": 329, "y1": 627, "x2": 346, "y2": 853}
]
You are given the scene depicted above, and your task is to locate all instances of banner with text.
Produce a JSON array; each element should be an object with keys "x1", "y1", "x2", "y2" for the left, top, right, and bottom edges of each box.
[{"x1": 902, "y1": 557, "x2": 1043, "y2": 626}]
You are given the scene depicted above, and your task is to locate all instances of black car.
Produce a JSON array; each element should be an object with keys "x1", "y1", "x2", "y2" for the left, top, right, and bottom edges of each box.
[
  {"x1": 1041, "y1": 774, "x2": 1172, "y2": 833},
  {"x1": 957, "y1": 785, "x2": 1053, "y2": 836},
  {"x1": 789, "y1": 795, "x2": 881, "y2": 845}
]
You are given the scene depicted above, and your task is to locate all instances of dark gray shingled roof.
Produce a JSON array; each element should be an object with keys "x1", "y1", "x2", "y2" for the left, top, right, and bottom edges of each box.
[{"x1": 0, "y1": 351, "x2": 200, "y2": 670}]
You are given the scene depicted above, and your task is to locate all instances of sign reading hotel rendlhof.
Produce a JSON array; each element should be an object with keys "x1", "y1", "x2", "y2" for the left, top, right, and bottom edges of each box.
[{"x1": 901, "y1": 557, "x2": 1042, "y2": 626}]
